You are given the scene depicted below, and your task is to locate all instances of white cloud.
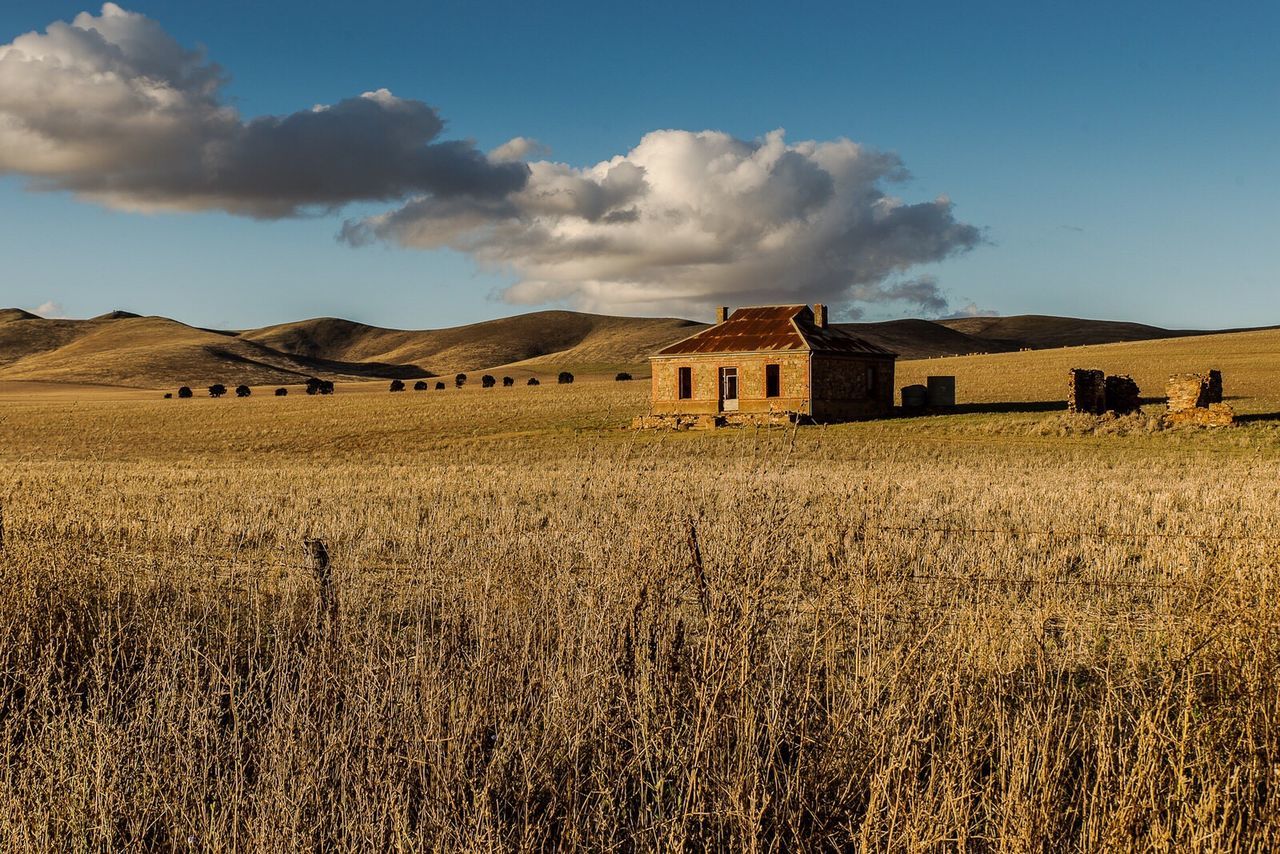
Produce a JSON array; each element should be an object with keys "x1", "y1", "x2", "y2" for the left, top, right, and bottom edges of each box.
[
  {"x1": 33, "y1": 300, "x2": 66, "y2": 318},
  {"x1": 0, "y1": 5, "x2": 526, "y2": 217},
  {"x1": 344, "y1": 129, "x2": 983, "y2": 316},
  {"x1": 488, "y1": 137, "x2": 551, "y2": 163},
  {"x1": 941, "y1": 302, "x2": 1000, "y2": 319},
  {"x1": 0, "y1": 7, "x2": 985, "y2": 318}
]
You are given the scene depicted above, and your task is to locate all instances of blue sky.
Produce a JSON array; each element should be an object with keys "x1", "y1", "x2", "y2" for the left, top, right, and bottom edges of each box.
[{"x1": 0, "y1": 0, "x2": 1276, "y2": 329}]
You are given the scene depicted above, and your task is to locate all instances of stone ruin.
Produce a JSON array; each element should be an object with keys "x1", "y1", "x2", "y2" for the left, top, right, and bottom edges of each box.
[
  {"x1": 1164, "y1": 370, "x2": 1234, "y2": 426},
  {"x1": 1104, "y1": 375, "x2": 1141, "y2": 415},
  {"x1": 1067, "y1": 369, "x2": 1142, "y2": 416},
  {"x1": 1067, "y1": 369, "x2": 1106, "y2": 415}
]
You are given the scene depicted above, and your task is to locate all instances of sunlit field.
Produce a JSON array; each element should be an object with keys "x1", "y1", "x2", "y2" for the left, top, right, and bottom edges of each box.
[{"x1": 2, "y1": 358, "x2": 1280, "y2": 849}]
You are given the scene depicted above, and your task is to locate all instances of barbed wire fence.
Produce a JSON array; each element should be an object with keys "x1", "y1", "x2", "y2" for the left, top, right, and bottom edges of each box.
[{"x1": 3, "y1": 508, "x2": 1275, "y2": 637}]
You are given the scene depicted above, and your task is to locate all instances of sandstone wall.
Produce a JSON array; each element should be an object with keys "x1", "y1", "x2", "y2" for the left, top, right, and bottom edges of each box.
[{"x1": 1067, "y1": 369, "x2": 1105, "y2": 415}]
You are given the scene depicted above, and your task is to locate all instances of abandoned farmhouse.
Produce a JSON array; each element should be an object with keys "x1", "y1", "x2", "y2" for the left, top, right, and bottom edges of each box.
[{"x1": 648, "y1": 304, "x2": 897, "y2": 422}]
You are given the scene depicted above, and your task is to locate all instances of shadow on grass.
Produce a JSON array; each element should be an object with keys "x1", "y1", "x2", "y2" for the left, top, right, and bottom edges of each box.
[
  {"x1": 897, "y1": 396, "x2": 1171, "y2": 417},
  {"x1": 1235, "y1": 412, "x2": 1280, "y2": 424}
]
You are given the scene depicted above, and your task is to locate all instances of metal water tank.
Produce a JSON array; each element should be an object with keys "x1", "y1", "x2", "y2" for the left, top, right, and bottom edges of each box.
[
  {"x1": 901, "y1": 384, "x2": 927, "y2": 409},
  {"x1": 926, "y1": 375, "x2": 956, "y2": 407}
]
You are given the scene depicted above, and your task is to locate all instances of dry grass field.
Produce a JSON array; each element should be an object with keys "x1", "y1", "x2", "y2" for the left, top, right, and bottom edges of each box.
[{"x1": 1, "y1": 336, "x2": 1279, "y2": 850}]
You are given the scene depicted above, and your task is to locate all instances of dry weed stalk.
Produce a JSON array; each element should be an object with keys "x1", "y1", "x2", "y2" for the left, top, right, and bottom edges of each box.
[{"x1": 0, "y1": 384, "x2": 1277, "y2": 849}]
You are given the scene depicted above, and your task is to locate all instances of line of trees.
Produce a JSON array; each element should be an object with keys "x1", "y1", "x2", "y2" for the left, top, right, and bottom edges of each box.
[{"x1": 171, "y1": 368, "x2": 624, "y2": 399}]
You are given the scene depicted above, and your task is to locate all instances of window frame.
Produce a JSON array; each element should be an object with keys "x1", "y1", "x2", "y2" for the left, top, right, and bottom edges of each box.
[
  {"x1": 677, "y1": 366, "x2": 693, "y2": 400},
  {"x1": 765, "y1": 363, "x2": 781, "y2": 398}
]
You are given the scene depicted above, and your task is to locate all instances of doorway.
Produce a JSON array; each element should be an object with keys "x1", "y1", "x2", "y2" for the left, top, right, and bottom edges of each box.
[{"x1": 719, "y1": 366, "x2": 739, "y2": 411}]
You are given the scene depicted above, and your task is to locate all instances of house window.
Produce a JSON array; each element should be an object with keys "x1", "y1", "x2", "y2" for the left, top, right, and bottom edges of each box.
[
  {"x1": 677, "y1": 366, "x2": 692, "y2": 399},
  {"x1": 865, "y1": 364, "x2": 876, "y2": 396},
  {"x1": 765, "y1": 364, "x2": 781, "y2": 398}
]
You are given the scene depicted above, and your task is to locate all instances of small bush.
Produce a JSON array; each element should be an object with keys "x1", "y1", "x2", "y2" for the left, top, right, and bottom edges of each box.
[
  {"x1": 481, "y1": 375, "x2": 496, "y2": 388},
  {"x1": 305, "y1": 377, "x2": 322, "y2": 396},
  {"x1": 235, "y1": 385, "x2": 251, "y2": 398},
  {"x1": 413, "y1": 380, "x2": 429, "y2": 391},
  {"x1": 177, "y1": 386, "x2": 192, "y2": 399},
  {"x1": 208, "y1": 384, "x2": 226, "y2": 398},
  {"x1": 558, "y1": 371, "x2": 574, "y2": 385},
  {"x1": 275, "y1": 388, "x2": 288, "y2": 396},
  {"x1": 319, "y1": 380, "x2": 334, "y2": 395},
  {"x1": 163, "y1": 393, "x2": 172, "y2": 399},
  {"x1": 455, "y1": 373, "x2": 467, "y2": 388},
  {"x1": 527, "y1": 378, "x2": 540, "y2": 386},
  {"x1": 502, "y1": 376, "x2": 514, "y2": 387},
  {"x1": 389, "y1": 379, "x2": 406, "y2": 392},
  {"x1": 615, "y1": 372, "x2": 633, "y2": 382},
  {"x1": 435, "y1": 381, "x2": 445, "y2": 390}
]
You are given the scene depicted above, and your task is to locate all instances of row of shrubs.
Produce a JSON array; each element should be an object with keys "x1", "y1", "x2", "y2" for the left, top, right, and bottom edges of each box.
[
  {"x1": 165, "y1": 371, "x2": 635, "y2": 398},
  {"x1": 165, "y1": 377, "x2": 335, "y2": 399},
  {"x1": 390, "y1": 371, "x2": 633, "y2": 391},
  {"x1": 389, "y1": 371, "x2": 578, "y2": 392}
]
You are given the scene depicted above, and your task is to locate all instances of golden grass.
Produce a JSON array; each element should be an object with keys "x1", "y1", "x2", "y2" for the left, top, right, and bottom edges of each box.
[
  {"x1": 2, "y1": 338, "x2": 1280, "y2": 849},
  {"x1": 898, "y1": 327, "x2": 1280, "y2": 414}
]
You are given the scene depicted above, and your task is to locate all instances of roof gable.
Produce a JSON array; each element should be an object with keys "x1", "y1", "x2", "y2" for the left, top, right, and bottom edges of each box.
[{"x1": 655, "y1": 305, "x2": 895, "y2": 357}]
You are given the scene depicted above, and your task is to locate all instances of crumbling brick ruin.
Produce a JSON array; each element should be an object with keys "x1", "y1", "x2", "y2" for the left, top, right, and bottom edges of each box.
[
  {"x1": 1104, "y1": 375, "x2": 1141, "y2": 415},
  {"x1": 1164, "y1": 370, "x2": 1234, "y2": 426},
  {"x1": 1067, "y1": 369, "x2": 1106, "y2": 415},
  {"x1": 1069, "y1": 369, "x2": 1143, "y2": 416}
]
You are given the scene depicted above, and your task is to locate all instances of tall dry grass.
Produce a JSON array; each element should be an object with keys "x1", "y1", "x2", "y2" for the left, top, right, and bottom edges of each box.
[{"x1": 0, "y1": 384, "x2": 1278, "y2": 849}]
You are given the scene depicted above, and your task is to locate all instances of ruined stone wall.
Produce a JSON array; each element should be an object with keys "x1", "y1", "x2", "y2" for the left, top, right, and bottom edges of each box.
[
  {"x1": 649, "y1": 352, "x2": 810, "y2": 416},
  {"x1": 1067, "y1": 369, "x2": 1106, "y2": 415},
  {"x1": 1164, "y1": 371, "x2": 1233, "y2": 426},
  {"x1": 1104, "y1": 375, "x2": 1141, "y2": 414},
  {"x1": 1069, "y1": 370, "x2": 1143, "y2": 415}
]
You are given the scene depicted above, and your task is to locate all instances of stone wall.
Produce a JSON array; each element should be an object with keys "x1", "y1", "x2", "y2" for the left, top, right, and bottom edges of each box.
[
  {"x1": 649, "y1": 352, "x2": 810, "y2": 416},
  {"x1": 1164, "y1": 371, "x2": 1233, "y2": 426},
  {"x1": 810, "y1": 355, "x2": 895, "y2": 420},
  {"x1": 1069, "y1": 370, "x2": 1142, "y2": 415},
  {"x1": 1104, "y1": 375, "x2": 1141, "y2": 414},
  {"x1": 1067, "y1": 369, "x2": 1106, "y2": 415}
]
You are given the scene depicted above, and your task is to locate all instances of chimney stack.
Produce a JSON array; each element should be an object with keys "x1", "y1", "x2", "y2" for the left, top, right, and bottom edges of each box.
[
  {"x1": 715, "y1": 306, "x2": 730, "y2": 324},
  {"x1": 813, "y1": 303, "x2": 828, "y2": 328}
]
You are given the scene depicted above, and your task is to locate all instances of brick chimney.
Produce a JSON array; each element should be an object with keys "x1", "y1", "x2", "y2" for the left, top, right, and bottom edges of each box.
[
  {"x1": 715, "y1": 306, "x2": 730, "y2": 324},
  {"x1": 813, "y1": 303, "x2": 828, "y2": 328}
]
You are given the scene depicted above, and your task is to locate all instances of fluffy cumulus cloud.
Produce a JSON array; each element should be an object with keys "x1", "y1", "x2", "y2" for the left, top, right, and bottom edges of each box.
[
  {"x1": 33, "y1": 300, "x2": 66, "y2": 318},
  {"x1": 344, "y1": 129, "x2": 983, "y2": 315},
  {"x1": 1, "y1": 5, "x2": 985, "y2": 316},
  {"x1": 0, "y1": 4, "x2": 526, "y2": 216}
]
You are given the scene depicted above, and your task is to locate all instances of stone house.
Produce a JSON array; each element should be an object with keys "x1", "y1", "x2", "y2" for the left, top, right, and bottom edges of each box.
[{"x1": 648, "y1": 304, "x2": 897, "y2": 421}]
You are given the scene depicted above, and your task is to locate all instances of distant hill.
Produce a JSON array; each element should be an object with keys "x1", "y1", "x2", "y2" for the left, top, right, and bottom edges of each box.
[
  {"x1": 936, "y1": 314, "x2": 1206, "y2": 351},
  {"x1": 0, "y1": 306, "x2": 1265, "y2": 389},
  {"x1": 836, "y1": 319, "x2": 1009, "y2": 359},
  {"x1": 240, "y1": 311, "x2": 701, "y2": 377}
]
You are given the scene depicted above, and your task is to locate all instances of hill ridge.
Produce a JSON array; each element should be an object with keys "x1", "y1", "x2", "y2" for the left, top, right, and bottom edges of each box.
[{"x1": 0, "y1": 308, "x2": 1259, "y2": 389}]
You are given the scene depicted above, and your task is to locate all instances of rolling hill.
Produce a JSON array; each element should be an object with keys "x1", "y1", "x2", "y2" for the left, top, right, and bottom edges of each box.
[
  {"x1": 936, "y1": 314, "x2": 1208, "y2": 350},
  {"x1": 0, "y1": 306, "x2": 1265, "y2": 389}
]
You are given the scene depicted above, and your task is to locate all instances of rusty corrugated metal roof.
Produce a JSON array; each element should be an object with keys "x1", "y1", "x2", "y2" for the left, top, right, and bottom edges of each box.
[{"x1": 655, "y1": 305, "x2": 896, "y2": 357}]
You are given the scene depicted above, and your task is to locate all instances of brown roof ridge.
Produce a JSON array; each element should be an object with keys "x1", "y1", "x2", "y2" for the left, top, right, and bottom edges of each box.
[{"x1": 652, "y1": 303, "x2": 897, "y2": 358}]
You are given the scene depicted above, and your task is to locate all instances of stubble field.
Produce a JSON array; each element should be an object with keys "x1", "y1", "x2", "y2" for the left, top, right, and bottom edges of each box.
[{"x1": 2, "y1": 369, "x2": 1279, "y2": 850}]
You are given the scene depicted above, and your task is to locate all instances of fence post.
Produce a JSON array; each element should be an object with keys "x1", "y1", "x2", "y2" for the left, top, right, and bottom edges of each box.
[
  {"x1": 686, "y1": 518, "x2": 708, "y2": 617},
  {"x1": 304, "y1": 537, "x2": 337, "y2": 631}
]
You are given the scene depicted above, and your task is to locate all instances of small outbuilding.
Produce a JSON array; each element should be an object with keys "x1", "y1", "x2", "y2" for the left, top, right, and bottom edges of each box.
[{"x1": 648, "y1": 304, "x2": 896, "y2": 421}]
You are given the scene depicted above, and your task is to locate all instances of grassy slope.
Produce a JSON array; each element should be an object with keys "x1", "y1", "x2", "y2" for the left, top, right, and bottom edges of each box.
[
  {"x1": 241, "y1": 311, "x2": 702, "y2": 377},
  {"x1": 0, "y1": 305, "x2": 1270, "y2": 391},
  {"x1": 897, "y1": 326, "x2": 1280, "y2": 414}
]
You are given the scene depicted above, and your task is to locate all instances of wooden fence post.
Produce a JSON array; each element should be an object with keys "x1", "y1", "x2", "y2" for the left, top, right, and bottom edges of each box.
[{"x1": 304, "y1": 537, "x2": 337, "y2": 630}]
